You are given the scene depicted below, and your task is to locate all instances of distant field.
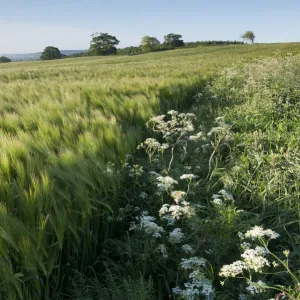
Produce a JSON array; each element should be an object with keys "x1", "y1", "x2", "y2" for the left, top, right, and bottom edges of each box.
[{"x1": 1, "y1": 43, "x2": 300, "y2": 299}]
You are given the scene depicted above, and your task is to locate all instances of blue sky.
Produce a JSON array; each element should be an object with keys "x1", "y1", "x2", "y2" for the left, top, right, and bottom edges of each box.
[{"x1": 1, "y1": 0, "x2": 300, "y2": 53}]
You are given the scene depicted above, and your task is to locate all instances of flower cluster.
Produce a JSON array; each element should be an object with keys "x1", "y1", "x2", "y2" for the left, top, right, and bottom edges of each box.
[
  {"x1": 157, "y1": 176, "x2": 178, "y2": 192},
  {"x1": 180, "y1": 174, "x2": 198, "y2": 181},
  {"x1": 128, "y1": 164, "x2": 144, "y2": 178},
  {"x1": 132, "y1": 211, "x2": 165, "y2": 238},
  {"x1": 220, "y1": 232, "x2": 274, "y2": 277},
  {"x1": 244, "y1": 226, "x2": 280, "y2": 240},
  {"x1": 180, "y1": 257, "x2": 207, "y2": 270},
  {"x1": 219, "y1": 260, "x2": 248, "y2": 277},
  {"x1": 159, "y1": 200, "x2": 195, "y2": 220},
  {"x1": 211, "y1": 189, "x2": 235, "y2": 206},
  {"x1": 246, "y1": 280, "x2": 267, "y2": 295},
  {"x1": 182, "y1": 244, "x2": 195, "y2": 255},
  {"x1": 137, "y1": 138, "x2": 169, "y2": 160},
  {"x1": 241, "y1": 248, "x2": 270, "y2": 272},
  {"x1": 220, "y1": 226, "x2": 283, "y2": 296},
  {"x1": 168, "y1": 228, "x2": 185, "y2": 244},
  {"x1": 188, "y1": 132, "x2": 204, "y2": 142},
  {"x1": 157, "y1": 244, "x2": 168, "y2": 259},
  {"x1": 173, "y1": 258, "x2": 214, "y2": 300},
  {"x1": 146, "y1": 111, "x2": 197, "y2": 142}
]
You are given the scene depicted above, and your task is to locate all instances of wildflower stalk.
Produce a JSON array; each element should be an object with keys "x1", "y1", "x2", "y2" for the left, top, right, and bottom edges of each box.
[
  {"x1": 168, "y1": 133, "x2": 184, "y2": 173},
  {"x1": 260, "y1": 238, "x2": 299, "y2": 285}
]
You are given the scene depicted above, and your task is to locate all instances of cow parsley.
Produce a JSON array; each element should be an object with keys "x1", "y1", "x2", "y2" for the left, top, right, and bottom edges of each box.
[{"x1": 168, "y1": 228, "x2": 185, "y2": 244}]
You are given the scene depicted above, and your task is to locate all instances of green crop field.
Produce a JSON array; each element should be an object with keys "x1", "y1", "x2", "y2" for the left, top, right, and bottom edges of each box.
[{"x1": 1, "y1": 43, "x2": 300, "y2": 299}]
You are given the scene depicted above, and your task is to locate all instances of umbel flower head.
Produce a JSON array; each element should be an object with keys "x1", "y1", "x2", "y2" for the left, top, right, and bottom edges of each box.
[
  {"x1": 180, "y1": 174, "x2": 198, "y2": 180},
  {"x1": 244, "y1": 226, "x2": 280, "y2": 240},
  {"x1": 157, "y1": 176, "x2": 178, "y2": 191}
]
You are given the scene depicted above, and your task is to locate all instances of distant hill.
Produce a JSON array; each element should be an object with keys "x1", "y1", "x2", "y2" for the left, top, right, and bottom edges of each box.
[{"x1": 1, "y1": 50, "x2": 87, "y2": 61}]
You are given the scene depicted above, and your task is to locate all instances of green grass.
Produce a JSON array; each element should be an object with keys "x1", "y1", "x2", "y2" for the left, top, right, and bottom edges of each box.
[{"x1": 1, "y1": 43, "x2": 300, "y2": 299}]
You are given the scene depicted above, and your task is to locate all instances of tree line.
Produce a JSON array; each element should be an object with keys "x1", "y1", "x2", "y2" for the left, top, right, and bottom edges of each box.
[
  {"x1": 0, "y1": 56, "x2": 12, "y2": 63},
  {"x1": 42, "y1": 30, "x2": 255, "y2": 60},
  {"x1": 0, "y1": 31, "x2": 256, "y2": 62}
]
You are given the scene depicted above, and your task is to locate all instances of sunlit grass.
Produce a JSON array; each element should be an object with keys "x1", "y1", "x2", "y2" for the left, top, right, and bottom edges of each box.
[{"x1": 1, "y1": 43, "x2": 300, "y2": 298}]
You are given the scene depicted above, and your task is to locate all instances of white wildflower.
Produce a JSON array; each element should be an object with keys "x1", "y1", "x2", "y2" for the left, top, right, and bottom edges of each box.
[
  {"x1": 218, "y1": 189, "x2": 234, "y2": 201},
  {"x1": 241, "y1": 242, "x2": 251, "y2": 250},
  {"x1": 238, "y1": 232, "x2": 245, "y2": 240},
  {"x1": 169, "y1": 205, "x2": 184, "y2": 220},
  {"x1": 182, "y1": 244, "x2": 195, "y2": 255},
  {"x1": 205, "y1": 249, "x2": 213, "y2": 255},
  {"x1": 149, "y1": 115, "x2": 165, "y2": 123},
  {"x1": 138, "y1": 212, "x2": 165, "y2": 238},
  {"x1": 168, "y1": 110, "x2": 178, "y2": 116},
  {"x1": 128, "y1": 165, "x2": 144, "y2": 177},
  {"x1": 272, "y1": 261, "x2": 279, "y2": 267},
  {"x1": 172, "y1": 287, "x2": 182, "y2": 295},
  {"x1": 180, "y1": 257, "x2": 206, "y2": 270},
  {"x1": 180, "y1": 174, "x2": 198, "y2": 180},
  {"x1": 255, "y1": 246, "x2": 268, "y2": 256},
  {"x1": 241, "y1": 249, "x2": 270, "y2": 272},
  {"x1": 181, "y1": 203, "x2": 196, "y2": 218},
  {"x1": 139, "y1": 138, "x2": 160, "y2": 149},
  {"x1": 215, "y1": 116, "x2": 225, "y2": 122},
  {"x1": 171, "y1": 191, "x2": 187, "y2": 203},
  {"x1": 157, "y1": 244, "x2": 168, "y2": 259},
  {"x1": 168, "y1": 228, "x2": 185, "y2": 244},
  {"x1": 157, "y1": 176, "x2": 178, "y2": 191},
  {"x1": 283, "y1": 250, "x2": 290, "y2": 257},
  {"x1": 246, "y1": 280, "x2": 267, "y2": 294},
  {"x1": 189, "y1": 132, "x2": 204, "y2": 142},
  {"x1": 244, "y1": 226, "x2": 280, "y2": 240},
  {"x1": 212, "y1": 198, "x2": 223, "y2": 206},
  {"x1": 139, "y1": 192, "x2": 148, "y2": 199},
  {"x1": 176, "y1": 258, "x2": 214, "y2": 300},
  {"x1": 186, "y1": 123, "x2": 195, "y2": 132},
  {"x1": 159, "y1": 204, "x2": 170, "y2": 216},
  {"x1": 219, "y1": 260, "x2": 248, "y2": 277},
  {"x1": 163, "y1": 202, "x2": 195, "y2": 220},
  {"x1": 160, "y1": 143, "x2": 169, "y2": 150}
]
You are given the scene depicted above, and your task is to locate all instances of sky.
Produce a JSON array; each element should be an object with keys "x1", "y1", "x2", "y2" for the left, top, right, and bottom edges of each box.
[{"x1": 1, "y1": 0, "x2": 300, "y2": 53}]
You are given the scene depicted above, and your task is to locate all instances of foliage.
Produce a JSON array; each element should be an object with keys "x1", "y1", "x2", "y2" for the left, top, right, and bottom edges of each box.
[
  {"x1": 0, "y1": 56, "x2": 11, "y2": 63},
  {"x1": 0, "y1": 43, "x2": 300, "y2": 298},
  {"x1": 67, "y1": 51, "x2": 89, "y2": 58},
  {"x1": 220, "y1": 227, "x2": 300, "y2": 299},
  {"x1": 140, "y1": 36, "x2": 161, "y2": 52},
  {"x1": 117, "y1": 46, "x2": 143, "y2": 56},
  {"x1": 164, "y1": 33, "x2": 185, "y2": 47},
  {"x1": 89, "y1": 32, "x2": 120, "y2": 56},
  {"x1": 88, "y1": 54, "x2": 300, "y2": 299},
  {"x1": 185, "y1": 40, "x2": 244, "y2": 47},
  {"x1": 241, "y1": 31, "x2": 256, "y2": 44},
  {"x1": 66, "y1": 271, "x2": 155, "y2": 300},
  {"x1": 40, "y1": 46, "x2": 62, "y2": 60}
]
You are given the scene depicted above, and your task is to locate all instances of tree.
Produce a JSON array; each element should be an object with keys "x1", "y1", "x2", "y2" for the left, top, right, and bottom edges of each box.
[
  {"x1": 140, "y1": 36, "x2": 160, "y2": 52},
  {"x1": 0, "y1": 56, "x2": 11, "y2": 63},
  {"x1": 241, "y1": 31, "x2": 256, "y2": 44},
  {"x1": 89, "y1": 32, "x2": 120, "y2": 56},
  {"x1": 41, "y1": 46, "x2": 62, "y2": 60},
  {"x1": 164, "y1": 33, "x2": 185, "y2": 47}
]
